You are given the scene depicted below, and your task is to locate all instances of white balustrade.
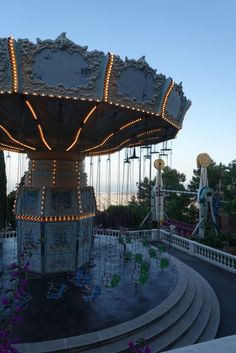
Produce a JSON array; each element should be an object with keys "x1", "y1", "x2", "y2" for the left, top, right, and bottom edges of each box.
[
  {"x1": 159, "y1": 229, "x2": 236, "y2": 274},
  {"x1": 94, "y1": 228, "x2": 236, "y2": 274}
]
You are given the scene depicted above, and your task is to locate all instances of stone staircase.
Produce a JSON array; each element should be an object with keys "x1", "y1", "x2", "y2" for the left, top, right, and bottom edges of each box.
[{"x1": 16, "y1": 256, "x2": 220, "y2": 353}]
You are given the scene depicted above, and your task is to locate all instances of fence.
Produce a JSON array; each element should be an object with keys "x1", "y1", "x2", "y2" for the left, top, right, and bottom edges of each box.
[
  {"x1": 0, "y1": 231, "x2": 17, "y2": 240},
  {"x1": 158, "y1": 229, "x2": 236, "y2": 274}
]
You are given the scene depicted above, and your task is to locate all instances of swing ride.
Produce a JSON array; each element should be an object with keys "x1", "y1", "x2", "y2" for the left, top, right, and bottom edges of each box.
[{"x1": 0, "y1": 33, "x2": 191, "y2": 276}]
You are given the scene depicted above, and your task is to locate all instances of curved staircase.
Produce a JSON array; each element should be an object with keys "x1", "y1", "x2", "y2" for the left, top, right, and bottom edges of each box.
[{"x1": 16, "y1": 256, "x2": 220, "y2": 353}]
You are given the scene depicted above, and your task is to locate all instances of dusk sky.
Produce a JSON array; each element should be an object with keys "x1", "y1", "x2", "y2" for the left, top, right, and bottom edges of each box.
[{"x1": 1, "y1": 0, "x2": 236, "y2": 192}]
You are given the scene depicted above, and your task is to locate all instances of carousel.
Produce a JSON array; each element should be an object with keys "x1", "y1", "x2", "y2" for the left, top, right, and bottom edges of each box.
[{"x1": 0, "y1": 33, "x2": 191, "y2": 275}]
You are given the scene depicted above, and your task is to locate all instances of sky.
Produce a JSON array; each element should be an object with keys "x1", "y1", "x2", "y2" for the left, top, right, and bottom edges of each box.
[{"x1": 1, "y1": 0, "x2": 236, "y2": 193}]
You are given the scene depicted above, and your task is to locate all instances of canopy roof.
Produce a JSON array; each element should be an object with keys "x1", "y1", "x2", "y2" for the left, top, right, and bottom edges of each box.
[{"x1": 0, "y1": 34, "x2": 191, "y2": 156}]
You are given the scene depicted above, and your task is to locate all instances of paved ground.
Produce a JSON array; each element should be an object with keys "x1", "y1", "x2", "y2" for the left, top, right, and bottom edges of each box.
[
  {"x1": 152, "y1": 242, "x2": 236, "y2": 338},
  {"x1": 1, "y1": 237, "x2": 178, "y2": 343},
  {"x1": 2, "y1": 236, "x2": 235, "y2": 343}
]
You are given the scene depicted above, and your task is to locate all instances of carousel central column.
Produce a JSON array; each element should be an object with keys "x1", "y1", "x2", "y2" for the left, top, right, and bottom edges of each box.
[{"x1": 15, "y1": 152, "x2": 96, "y2": 275}]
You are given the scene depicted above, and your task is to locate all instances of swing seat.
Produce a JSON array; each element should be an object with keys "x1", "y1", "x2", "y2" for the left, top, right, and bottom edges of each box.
[
  {"x1": 124, "y1": 251, "x2": 132, "y2": 261},
  {"x1": 149, "y1": 248, "x2": 157, "y2": 258},
  {"x1": 135, "y1": 253, "x2": 143, "y2": 264},
  {"x1": 73, "y1": 273, "x2": 91, "y2": 287},
  {"x1": 13, "y1": 290, "x2": 32, "y2": 311},
  {"x1": 118, "y1": 236, "x2": 124, "y2": 245},
  {"x1": 126, "y1": 236, "x2": 132, "y2": 244},
  {"x1": 107, "y1": 274, "x2": 121, "y2": 288},
  {"x1": 82, "y1": 285, "x2": 101, "y2": 302},
  {"x1": 160, "y1": 257, "x2": 170, "y2": 270},
  {"x1": 159, "y1": 244, "x2": 166, "y2": 253},
  {"x1": 142, "y1": 237, "x2": 149, "y2": 247},
  {"x1": 138, "y1": 272, "x2": 148, "y2": 285},
  {"x1": 140, "y1": 262, "x2": 150, "y2": 273},
  {"x1": 47, "y1": 283, "x2": 68, "y2": 299}
]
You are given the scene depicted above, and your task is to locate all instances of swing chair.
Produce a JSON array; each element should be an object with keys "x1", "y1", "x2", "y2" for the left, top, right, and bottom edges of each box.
[
  {"x1": 142, "y1": 235, "x2": 149, "y2": 247},
  {"x1": 70, "y1": 270, "x2": 91, "y2": 287},
  {"x1": 136, "y1": 261, "x2": 150, "y2": 285},
  {"x1": 160, "y1": 257, "x2": 170, "y2": 271},
  {"x1": 47, "y1": 282, "x2": 68, "y2": 299},
  {"x1": 134, "y1": 253, "x2": 143, "y2": 264},
  {"x1": 125, "y1": 234, "x2": 132, "y2": 244},
  {"x1": 13, "y1": 289, "x2": 32, "y2": 310},
  {"x1": 103, "y1": 273, "x2": 121, "y2": 288},
  {"x1": 101, "y1": 233, "x2": 121, "y2": 288},
  {"x1": 149, "y1": 248, "x2": 157, "y2": 259},
  {"x1": 159, "y1": 244, "x2": 166, "y2": 254},
  {"x1": 82, "y1": 284, "x2": 101, "y2": 302},
  {"x1": 123, "y1": 251, "x2": 132, "y2": 261},
  {"x1": 118, "y1": 235, "x2": 124, "y2": 245}
]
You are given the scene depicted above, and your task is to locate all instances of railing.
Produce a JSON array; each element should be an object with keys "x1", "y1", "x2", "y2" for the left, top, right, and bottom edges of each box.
[
  {"x1": 3, "y1": 228, "x2": 236, "y2": 274},
  {"x1": 94, "y1": 228, "x2": 152, "y2": 239},
  {"x1": 159, "y1": 229, "x2": 236, "y2": 274},
  {"x1": 0, "y1": 231, "x2": 17, "y2": 240},
  {"x1": 94, "y1": 228, "x2": 236, "y2": 274}
]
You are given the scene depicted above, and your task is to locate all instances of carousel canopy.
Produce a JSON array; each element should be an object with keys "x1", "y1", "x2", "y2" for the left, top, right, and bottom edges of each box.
[{"x1": 0, "y1": 33, "x2": 191, "y2": 156}]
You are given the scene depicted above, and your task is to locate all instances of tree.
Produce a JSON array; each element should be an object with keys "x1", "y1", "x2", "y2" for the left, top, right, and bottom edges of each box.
[
  {"x1": 161, "y1": 166, "x2": 193, "y2": 222},
  {"x1": 137, "y1": 177, "x2": 155, "y2": 205},
  {"x1": 6, "y1": 190, "x2": 16, "y2": 229},
  {"x1": 136, "y1": 166, "x2": 197, "y2": 224},
  {"x1": 188, "y1": 162, "x2": 227, "y2": 192},
  {"x1": 0, "y1": 151, "x2": 7, "y2": 230}
]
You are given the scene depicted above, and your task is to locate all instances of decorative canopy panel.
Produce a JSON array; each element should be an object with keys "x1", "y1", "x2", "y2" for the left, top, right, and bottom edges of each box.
[{"x1": 0, "y1": 33, "x2": 191, "y2": 156}]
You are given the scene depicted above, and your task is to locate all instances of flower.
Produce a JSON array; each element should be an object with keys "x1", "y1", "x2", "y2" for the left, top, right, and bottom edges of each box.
[
  {"x1": 11, "y1": 271, "x2": 20, "y2": 278},
  {"x1": 19, "y1": 279, "x2": 28, "y2": 287},
  {"x1": 10, "y1": 263, "x2": 18, "y2": 269},
  {"x1": 23, "y1": 263, "x2": 30, "y2": 271},
  {"x1": 11, "y1": 315, "x2": 23, "y2": 323},
  {"x1": 1, "y1": 297, "x2": 9, "y2": 306},
  {"x1": 14, "y1": 306, "x2": 22, "y2": 313},
  {"x1": 144, "y1": 346, "x2": 151, "y2": 353},
  {"x1": 0, "y1": 330, "x2": 8, "y2": 338}
]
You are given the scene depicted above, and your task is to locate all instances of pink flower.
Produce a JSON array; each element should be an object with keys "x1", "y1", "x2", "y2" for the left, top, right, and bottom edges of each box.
[
  {"x1": 14, "y1": 290, "x2": 22, "y2": 299},
  {"x1": 0, "y1": 330, "x2": 7, "y2": 338},
  {"x1": 1, "y1": 297, "x2": 9, "y2": 306},
  {"x1": 19, "y1": 279, "x2": 28, "y2": 287},
  {"x1": 10, "y1": 262, "x2": 18, "y2": 269},
  {"x1": 11, "y1": 271, "x2": 20, "y2": 278},
  {"x1": 128, "y1": 342, "x2": 135, "y2": 348},
  {"x1": 11, "y1": 315, "x2": 23, "y2": 323},
  {"x1": 23, "y1": 263, "x2": 30, "y2": 271},
  {"x1": 14, "y1": 306, "x2": 22, "y2": 313}
]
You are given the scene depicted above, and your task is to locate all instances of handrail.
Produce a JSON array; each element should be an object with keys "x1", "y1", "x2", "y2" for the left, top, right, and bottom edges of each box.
[{"x1": 159, "y1": 229, "x2": 236, "y2": 274}]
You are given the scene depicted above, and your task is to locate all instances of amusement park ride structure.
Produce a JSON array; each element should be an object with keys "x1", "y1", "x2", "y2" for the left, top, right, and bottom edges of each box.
[
  {"x1": 151, "y1": 153, "x2": 218, "y2": 239},
  {"x1": 0, "y1": 34, "x2": 191, "y2": 275}
]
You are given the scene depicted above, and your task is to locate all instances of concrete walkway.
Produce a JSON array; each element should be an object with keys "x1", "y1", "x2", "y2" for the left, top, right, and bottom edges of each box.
[{"x1": 154, "y1": 243, "x2": 236, "y2": 338}]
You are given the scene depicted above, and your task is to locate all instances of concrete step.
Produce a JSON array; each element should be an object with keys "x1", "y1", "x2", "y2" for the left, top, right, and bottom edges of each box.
[
  {"x1": 166, "y1": 272, "x2": 212, "y2": 350},
  {"x1": 150, "y1": 268, "x2": 203, "y2": 352},
  {"x1": 77, "y1": 266, "x2": 197, "y2": 353},
  {"x1": 196, "y1": 280, "x2": 220, "y2": 343},
  {"x1": 15, "y1": 256, "x2": 220, "y2": 353}
]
